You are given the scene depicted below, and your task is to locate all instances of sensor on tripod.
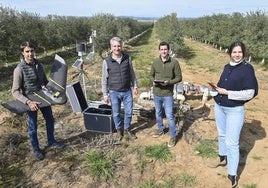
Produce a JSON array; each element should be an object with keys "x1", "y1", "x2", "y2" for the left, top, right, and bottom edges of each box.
[
  {"x1": 86, "y1": 52, "x2": 94, "y2": 60},
  {"x1": 76, "y1": 43, "x2": 86, "y2": 57},
  {"x1": 72, "y1": 59, "x2": 83, "y2": 68}
]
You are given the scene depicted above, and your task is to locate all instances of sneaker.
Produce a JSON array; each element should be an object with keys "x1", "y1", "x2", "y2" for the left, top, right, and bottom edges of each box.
[
  {"x1": 209, "y1": 155, "x2": 227, "y2": 168},
  {"x1": 124, "y1": 129, "x2": 137, "y2": 140},
  {"x1": 152, "y1": 130, "x2": 164, "y2": 138},
  {"x1": 167, "y1": 137, "x2": 176, "y2": 148},
  {"x1": 34, "y1": 150, "x2": 45, "y2": 160},
  {"x1": 48, "y1": 141, "x2": 65, "y2": 149},
  {"x1": 117, "y1": 129, "x2": 123, "y2": 141},
  {"x1": 228, "y1": 175, "x2": 238, "y2": 188}
]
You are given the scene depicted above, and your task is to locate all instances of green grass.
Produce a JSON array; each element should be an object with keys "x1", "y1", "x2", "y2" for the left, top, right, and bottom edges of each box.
[
  {"x1": 194, "y1": 139, "x2": 218, "y2": 158},
  {"x1": 183, "y1": 38, "x2": 228, "y2": 74},
  {"x1": 178, "y1": 172, "x2": 197, "y2": 187},
  {"x1": 84, "y1": 150, "x2": 113, "y2": 180},
  {"x1": 242, "y1": 184, "x2": 257, "y2": 188},
  {"x1": 62, "y1": 150, "x2": 80, "y2": 162},
  {"x1": 133, "y1": 180, "x2": 156, "y2": 188},
  {"x1": 132, "y1": 177, "x2": 177, "y2": 188},
  {"x1": 129, "y1": 28, "x2": 160, "y2": 88},
  {"x1": 144, "y1": 144, "x2": 173, "y2": 163}
]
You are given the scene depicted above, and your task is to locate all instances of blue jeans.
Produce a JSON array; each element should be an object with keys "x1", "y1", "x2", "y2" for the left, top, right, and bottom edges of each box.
[
  {"x1": 214, "y1": 103, "x2": 245, "y2": 176},
  {"x1": 153, "y1": 94, "x2": 176, "y2": 138},
  {"x1": 26, "y1": 106, "x2": 56, "y2": 151},
  {"x1": 109, "y1": 90, "x2": 133, "y2": 130}
]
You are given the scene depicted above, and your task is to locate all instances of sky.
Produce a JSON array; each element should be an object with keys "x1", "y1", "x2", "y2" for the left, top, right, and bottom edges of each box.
[{"x1": 0, "y1": 0, "x2": 267, "y2": 18}]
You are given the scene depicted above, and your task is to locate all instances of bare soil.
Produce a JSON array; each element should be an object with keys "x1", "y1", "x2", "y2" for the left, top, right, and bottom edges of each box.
[{"x1": 1, "y1": 42, "x2": 267, "y2": 188}]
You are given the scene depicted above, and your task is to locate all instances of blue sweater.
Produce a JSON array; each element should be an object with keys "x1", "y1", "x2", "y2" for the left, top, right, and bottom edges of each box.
[{"x1": 214, "y1": 61, "x2": 258, "y2": 107}]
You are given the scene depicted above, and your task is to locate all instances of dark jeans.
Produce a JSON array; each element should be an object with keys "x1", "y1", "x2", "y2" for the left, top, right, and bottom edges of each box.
[{"x1": 26, "y1": 106, "x2": 56, "y2": 151}]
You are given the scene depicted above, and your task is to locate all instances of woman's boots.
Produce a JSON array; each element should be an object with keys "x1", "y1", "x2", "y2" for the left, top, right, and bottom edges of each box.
[
  {"x1": 228, "y1": 175, "x2": 238, "y2": 188},
  {"x1": 209, "y1": 155, "x2": 227, "y2": 168}
]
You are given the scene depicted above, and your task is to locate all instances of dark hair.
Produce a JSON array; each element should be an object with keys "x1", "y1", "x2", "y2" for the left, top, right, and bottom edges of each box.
[
  {"x1": 20, "y1": 41, "x2": 36, "y2": 52},
  {"x1": 159, "y1": 41, "x2": 170, "y2": 50},
  {"x1": 228, "y1": 41, "x2": 246, "y2": 58}
]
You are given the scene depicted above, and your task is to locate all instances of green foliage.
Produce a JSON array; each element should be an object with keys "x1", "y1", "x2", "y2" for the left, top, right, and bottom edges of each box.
[
  {"x1": 84, "y1": 150, "x2": 113, "y2": 180},
  {"x1": 89, "y1": 13, "x2": 117, "y2": 57},
  {"x1": 133, "y1": 177, "x2": 177, "y2": 188},
  {"x1": 242, "y1": 184, "x2": 257, "y2": 188},
  {"x1": 154, "y1": 13, "x2": 187, "y2": 57},
  {"x1": 138, "y1": 78, "x2": 152, "y2": 87},
  {"x1": 133, "y1": 180, "x2": 156, "y2": 188},
  {"x1": 178, "y1": 172, "x2": 197, "y2": 187},
  {"x1": 144, "y1": 144, "x2": 172, "y2": 163},
  {"x1": 181, "y1": 11, "x2": 268, "y2": 61},
  {"x1": 194, "y1": 139, "x2": 218, "y2": 158},
  {"x1": 162, "y1": 177, "x2": 177, "y2": 188},
  {"x1": 0, "y1": 6, "x2": 152, "y2": 62}
]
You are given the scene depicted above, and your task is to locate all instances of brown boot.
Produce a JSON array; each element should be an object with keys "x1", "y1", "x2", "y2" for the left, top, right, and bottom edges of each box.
[
  {"x1": 124, "y1": 129, "x2": 137, "y2": 140},
  {"x1": 117, "y1": 129, "x2": 123, "y2": 141}
]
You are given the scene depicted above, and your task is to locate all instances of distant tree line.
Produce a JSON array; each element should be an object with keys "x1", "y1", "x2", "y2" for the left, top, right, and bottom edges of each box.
[
  {"x1": 180, "y1": 11, "x2": 268, "y2": 63},
  {"x1": 0, "y1": 6, "x2": 153, "y2": 63}
]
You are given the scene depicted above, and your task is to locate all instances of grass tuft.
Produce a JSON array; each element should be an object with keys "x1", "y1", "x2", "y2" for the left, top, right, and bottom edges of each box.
[
  {"x1": 194, "y1": 139, "x2": 218, "y2": 158},
  {"x1": 178, "y1": 172, "x2": 197, "y2": 187},
  {"x1": 144, "y1": 144, "x2": 172, "y2": 163},
  {"x1": 84, "y1": 150, "x2": 113, "y2": 180},
  {"x1": 242, "y1": 184, "x2": 257, "y2": 188}
]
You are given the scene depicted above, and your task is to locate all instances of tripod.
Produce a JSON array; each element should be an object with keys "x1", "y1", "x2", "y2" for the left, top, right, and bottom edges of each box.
[{"x1": 72, "y1": 56, "x2": 90, "y2": 100}]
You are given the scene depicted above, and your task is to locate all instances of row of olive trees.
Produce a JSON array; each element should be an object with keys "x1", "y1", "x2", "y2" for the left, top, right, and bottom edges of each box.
[
  {"x1": 154, "y1": 13, "x2": 190, "y2": 58},
  {"x1": 0, "y1": 6, "x2": 153, "y2": 62},
  {"x1": 180, "y1": 11, "x2": 268, "y2": 62}
]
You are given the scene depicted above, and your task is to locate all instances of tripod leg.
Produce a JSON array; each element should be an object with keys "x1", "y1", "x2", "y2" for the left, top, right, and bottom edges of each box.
[{"x1": 81, "y1": 72, "x2": 87, "y2": 99}]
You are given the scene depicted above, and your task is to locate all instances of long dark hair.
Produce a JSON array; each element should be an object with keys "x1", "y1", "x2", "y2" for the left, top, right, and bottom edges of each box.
[{"x1": 228, "y1": 41, "x2": 246, "y2": 59}]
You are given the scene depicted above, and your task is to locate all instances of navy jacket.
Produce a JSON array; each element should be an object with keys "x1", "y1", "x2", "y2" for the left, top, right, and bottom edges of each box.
[{"x1": 214, "y1": 61, "x2": 258, "y2": 107}]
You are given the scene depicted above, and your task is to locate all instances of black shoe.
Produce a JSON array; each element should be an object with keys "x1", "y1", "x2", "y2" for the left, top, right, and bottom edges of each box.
[
  {"x1": 228, "y1": 175, "x2": 238, "y2": 188},
  {"x1": 117, "y1": 129, "x2": 123, "y2": 141},
  {"x1": 48, "y1": 141, "x2": 65, "y2": 149},
  {"x1": 218, "y1": 155, "x2": 227, "y2": 167},
  {"x1": 124, "y1": 129, "x2": 137, "y2": 140},
  {"x1": 34, "y1": 150, "x2": 45, "y2": 160}
]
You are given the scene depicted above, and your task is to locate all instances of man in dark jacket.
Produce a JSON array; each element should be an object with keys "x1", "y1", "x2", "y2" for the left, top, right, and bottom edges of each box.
[
  {"x1": 150, "y1": 41, "x2": 182, "y2": 147},
  {"x1": 12, "y1": 41, "x2": 64, "y2": 160},
  {"x1": 102, "y1": 37, "x2": 138, "y2": 140}
]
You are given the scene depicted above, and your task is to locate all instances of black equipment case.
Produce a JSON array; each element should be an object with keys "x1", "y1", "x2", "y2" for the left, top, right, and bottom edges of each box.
[{"x1": 66, "y1": 81, "x2": 115, "y2": 133}]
